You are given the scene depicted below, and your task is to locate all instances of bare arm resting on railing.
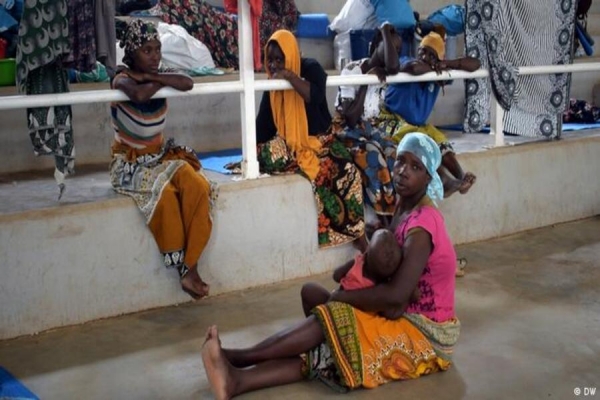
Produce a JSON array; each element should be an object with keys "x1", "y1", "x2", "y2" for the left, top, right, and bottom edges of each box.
[
  {"x1": 337, "y1": 22, "x2": 401, "y2": 128},
  {"x1": 113, "y1": 70, "x2": 194, "y2": 104}
]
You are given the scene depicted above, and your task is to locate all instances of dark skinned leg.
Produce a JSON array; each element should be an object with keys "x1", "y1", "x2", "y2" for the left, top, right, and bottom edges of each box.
[
  {"x1": 439, "y1": 166, "x2": 463, "y2": 198},
  {"x1": 441, "y1": 152, "x2": 465, "y2": 181},
  {"x1": 442, "y1": 152, "x2": 476, "y2": 195},
  {"x1": 202, "y1": 326, "x2": 304, "y2": 400},
  {"x1": 222, "y1": 315, "x2": 325, "y2": 368}
]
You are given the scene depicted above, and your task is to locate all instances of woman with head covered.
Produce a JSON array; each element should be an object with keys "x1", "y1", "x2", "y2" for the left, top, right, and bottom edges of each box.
[
  {"x1": 379, "y1": 31, "x2": 481, "y2": 197},
  {"x1": 201, "y1": 132, "x2": 460, "y2": 399},
  {"x1": 110, "y1": 19, "x2": 212, "y2": 300},
  {"x1": 253, "y1": 29, "x2": 365, "y2": 249}
]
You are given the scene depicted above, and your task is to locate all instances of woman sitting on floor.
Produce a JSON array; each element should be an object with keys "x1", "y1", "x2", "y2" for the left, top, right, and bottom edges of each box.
[
  {"x1": 110, "y1": 19, "x2": 213, "y2": 299},
  {"x1": 201, "y1": 132, "x2": 460, "y2": 399}
]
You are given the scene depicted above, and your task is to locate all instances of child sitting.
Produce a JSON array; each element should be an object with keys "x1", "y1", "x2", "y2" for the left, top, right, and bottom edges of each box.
[{"x1": 301, "y1": 229, "x2": 418, "y2": 319}]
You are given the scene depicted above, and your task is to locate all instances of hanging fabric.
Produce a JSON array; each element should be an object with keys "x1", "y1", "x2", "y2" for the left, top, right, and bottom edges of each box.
[
  {"x1": 16, "y1": 0, "x2": 74, "y2": 199},
  {"x1": 64, "y1": 0, "x2": 97, "y2": 73},
  {"x1": 95, "y1": 0, "x2": 117, "y2": 75},
  {"x1": 463, "y1": 0, "x2": 576, "y2": 138},
  {"x1": 224, "y1": 0, "x2": 263, "y2": 70}
]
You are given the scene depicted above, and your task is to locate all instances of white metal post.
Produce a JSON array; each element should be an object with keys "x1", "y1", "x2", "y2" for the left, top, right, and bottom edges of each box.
[
  {"x1": 490, "y1": 94, "x2": 505, "y2": 147},
  {"x1": 238, "y1": 0, "x2": 260, "y2": 179}
]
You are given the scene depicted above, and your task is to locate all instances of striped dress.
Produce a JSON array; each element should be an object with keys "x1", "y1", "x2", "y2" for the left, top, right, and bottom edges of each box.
[
  {"x1": 109, "y1": 81, "x2": 200, "y2": 223},
  {"x1": 111, "y1": 97, "x2": 167, "y2": 149}
]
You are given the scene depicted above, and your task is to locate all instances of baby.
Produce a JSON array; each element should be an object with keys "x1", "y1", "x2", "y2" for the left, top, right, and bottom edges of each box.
[{"x1": 301, "y1": 229, "x2": 419, "y2": 318}]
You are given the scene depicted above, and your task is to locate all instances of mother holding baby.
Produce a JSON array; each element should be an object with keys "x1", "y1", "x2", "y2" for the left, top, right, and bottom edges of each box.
[{"x1": 201, "y1": 132, "x2": 460, "y2": 399}]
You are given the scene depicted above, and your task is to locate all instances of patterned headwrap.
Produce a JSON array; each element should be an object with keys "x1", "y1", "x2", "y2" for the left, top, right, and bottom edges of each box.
[
  {"x1": 120, "y1": 19, "x2": 160, "y2": 67},
  {"x1": 396, "y1": 132, "x2": 444, "y2": 204},
  {"x1": 420, "y1": 32, "x2": 446, "y2": 60}
]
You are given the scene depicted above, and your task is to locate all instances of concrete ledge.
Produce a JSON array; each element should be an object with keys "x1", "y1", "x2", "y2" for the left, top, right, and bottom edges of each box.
[
  {"x1": 0, "y1": 171, "x2": 355, "y2": 339},
  {"x1": 1, "y1": 132, "x2": 600, "y2": 339}
]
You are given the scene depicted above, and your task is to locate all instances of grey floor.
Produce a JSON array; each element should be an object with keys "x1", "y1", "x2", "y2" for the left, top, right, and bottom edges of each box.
[{"x1": 1, "y1": 216, "x2": 599, "y2": 400}]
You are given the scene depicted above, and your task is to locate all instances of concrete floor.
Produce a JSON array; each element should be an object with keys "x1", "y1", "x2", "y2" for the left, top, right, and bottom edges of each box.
[{"x1": 1, "y1": 217, "x2": 599, "y2": 400}]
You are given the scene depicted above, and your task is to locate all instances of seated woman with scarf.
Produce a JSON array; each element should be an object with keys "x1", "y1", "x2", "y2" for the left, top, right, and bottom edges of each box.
[
  {"x1": 201, "y1": 132, "x2": 460, "y2": 399},
  {"x1": 110, "y1": 19, "x2": 213, "y2": 299},
  {"x1": 254, "y1": 29, "x2": 365, "y2": 249},
  {"x1": 330, "y1": 22, "x2": 402, "y2": 227},
  {"x1": 378, "y1": 32, "x2": 480, "y2": 197}
]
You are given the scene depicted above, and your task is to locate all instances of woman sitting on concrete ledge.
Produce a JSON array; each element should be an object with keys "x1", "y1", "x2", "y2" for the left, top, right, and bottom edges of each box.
[
  {"x1": 201, "y1": 132, "x2": 460, "y2": 399},
  {"x1": 378, "y1": 31, "x2": 480, "y2": 197},
  {"x1": 110, "y1": 19, "x2": 213, "y2": 299},
  {"x1": 253, "y1": 29, "x2": 365, "y2": 249},
  {"x1": 331, "y1": 22, "x2": 403, "y2": 226}
]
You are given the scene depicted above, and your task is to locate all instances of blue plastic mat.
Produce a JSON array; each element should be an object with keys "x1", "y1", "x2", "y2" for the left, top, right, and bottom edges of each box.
[
  {"x1": 198, "y1": 148, "x2": 242, "y2": 174},
  {"x1": 439, "y1": 122, "x2": 600, "y2": 133},
  {"x1": 0, "y1": 367, "x2": 39, "y2": 400}
]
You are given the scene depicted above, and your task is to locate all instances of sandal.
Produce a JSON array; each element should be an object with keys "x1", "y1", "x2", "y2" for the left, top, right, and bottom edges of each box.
[{"x1": 456, "y1": 257, "x2": 467, "y2": 277}]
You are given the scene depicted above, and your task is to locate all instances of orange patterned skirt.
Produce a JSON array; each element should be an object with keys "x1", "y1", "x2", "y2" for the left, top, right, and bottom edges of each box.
[{"x1": 303, "y1": 301, "x2": 460, "y2": 391}]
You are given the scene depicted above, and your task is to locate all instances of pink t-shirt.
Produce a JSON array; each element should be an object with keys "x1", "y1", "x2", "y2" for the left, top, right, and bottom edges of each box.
[
  {"x1": 340, "y1": 253, "x2": 375, "y2": 291},
  {"x1": 395, "y1": 205, "x2": 456, "y2": 322}
]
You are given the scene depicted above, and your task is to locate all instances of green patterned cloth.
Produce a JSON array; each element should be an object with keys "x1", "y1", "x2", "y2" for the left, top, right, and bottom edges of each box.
[{"x1": 16, "y1": 0, "x2": 74, "y2": 198}]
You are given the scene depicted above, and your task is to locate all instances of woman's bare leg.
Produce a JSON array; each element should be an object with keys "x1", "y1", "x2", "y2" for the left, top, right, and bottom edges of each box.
[
  {"x1": 181, "y1": 265, "x2": 210, "y2": 299},
  {"x1": 441, "y1": 152, "x2": 476, "y2": 195},
  {"x1": 202, "y1": 326, "x2": 304, "y2": 400},
  {"x1": 222, "y1": 315, "x2": 324, "y2": 368},
  {"x1": 301, "y1": 283, "x2": 331, "y2": 316}
]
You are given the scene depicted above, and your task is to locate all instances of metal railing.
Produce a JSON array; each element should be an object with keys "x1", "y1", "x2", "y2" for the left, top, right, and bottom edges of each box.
[{"x1": 0, "y1": 0, "x2": 599, "y2": 179}]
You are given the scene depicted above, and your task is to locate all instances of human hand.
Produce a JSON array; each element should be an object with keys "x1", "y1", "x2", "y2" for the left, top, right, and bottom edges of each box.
[
  {"x1": 271, "y1": 68, "x2": 295, "y2": 81},
  {"x1": 1, "y1": 0, "x2": 15, "y2": 10},
  {"x1": 367, "y1": 66, "x2": 387, "y2": 83},
  {"x1": 436, "y1": 60, "x2": 448, "y2": 74},
  {"x1": 380, "y1": 307, "x2": 404, "y2": 320},
  {"x1": 380, "y1": 22, "x2": 394, "y2": 34}
]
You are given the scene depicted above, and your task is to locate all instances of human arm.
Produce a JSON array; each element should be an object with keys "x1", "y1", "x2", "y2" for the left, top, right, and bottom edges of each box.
[
  {"x1": 272, "y1": 68, "x2": 311, "y2": 103},
  {"x1": 113, "y1": 70, "x2": 194, "y2": 103},
  {"x1": 380, "y1": 23, "x2": 400, "y2": 75},
  {"x1": 399, "y1": 59, "x2": 437, "y2": 76},
  {"x1": 439, "y1": 57, "x2": 481, "y2": 72},
  {"x1": 401, "y1": 56, "x2": 481, "y2": 76},
  {"x1": 337, "y1": 86, "x2": 368, "y2": 128},
  {"x1": 255, "y1": 92, "x2": 277, "y2": 144},
  {"x1": 273, "y1": 58, "x2": 329, "y2": 105},
  {"x1": 329, "y1": 230, "x2": 432, "y2": 313},
  {"x1": 332, "y1": 258, "x2": 356, "y2": 283}
]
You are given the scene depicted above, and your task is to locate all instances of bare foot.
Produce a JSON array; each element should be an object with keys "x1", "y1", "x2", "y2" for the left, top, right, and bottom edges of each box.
[
  {"x1": 201, "y1": 326, "x2": 236, "y2": 400},
  {"x1": 181, "y1": 268, "x2": 210, "y2": 300},
  {"x1": 458, "y1": 172, "x2": 477, "y2": 195},
  {"x1": 443, "y1": 178, "x2": 463, "y2": 198}
]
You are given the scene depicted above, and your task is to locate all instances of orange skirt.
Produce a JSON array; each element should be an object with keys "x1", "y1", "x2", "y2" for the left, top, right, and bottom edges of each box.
[{"x1": 305, "y1": 301, "x2": 460, "y2": 391}]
